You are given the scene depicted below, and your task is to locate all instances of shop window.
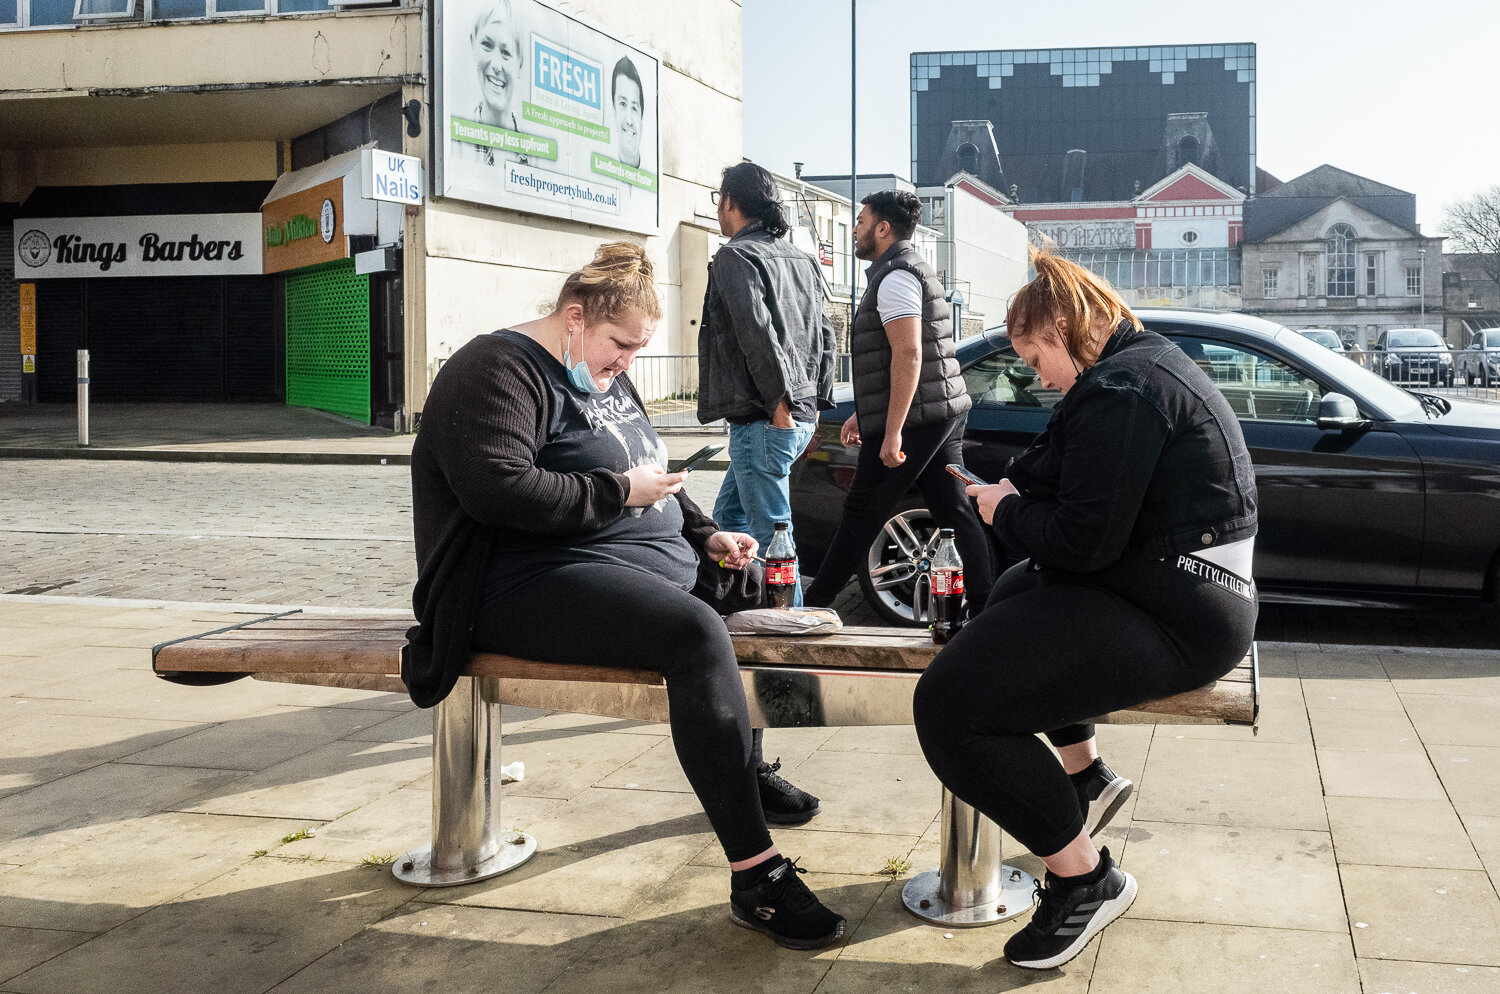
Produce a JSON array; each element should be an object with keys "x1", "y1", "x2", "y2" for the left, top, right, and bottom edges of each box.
[{"x1": 1325, "y1": 224, "x2": 1356, "y2": 297}]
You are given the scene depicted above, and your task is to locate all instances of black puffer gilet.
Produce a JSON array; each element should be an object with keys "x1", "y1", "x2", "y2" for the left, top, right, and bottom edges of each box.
[{"x1": 851, "y1": 241, "x2": 971, "y2": 438}]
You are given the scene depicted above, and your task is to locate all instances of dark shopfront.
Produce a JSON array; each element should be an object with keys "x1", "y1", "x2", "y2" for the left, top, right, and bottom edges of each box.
[{"x1": 18, "y1": 183, "x2": 281, "y2": 404}]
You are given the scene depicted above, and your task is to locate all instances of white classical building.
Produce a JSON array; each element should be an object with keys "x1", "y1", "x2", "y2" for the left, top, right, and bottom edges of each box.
[{"x1": 1240, "y1": 166, "x2": 1443, "y2": 349}]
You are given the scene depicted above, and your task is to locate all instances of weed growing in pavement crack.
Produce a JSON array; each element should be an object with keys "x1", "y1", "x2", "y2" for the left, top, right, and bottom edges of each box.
[
  {"x1": 279, "y1": 827, "x2": 315, "y2": 844},
  {"x1": 881, "y1": 856, "x2": 913, "y2": 877}
]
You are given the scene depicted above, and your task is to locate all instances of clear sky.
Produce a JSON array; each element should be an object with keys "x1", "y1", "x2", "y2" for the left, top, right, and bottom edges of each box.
[{"x1": 742, "y1": 0, "x2": 1497, "y2": 236}]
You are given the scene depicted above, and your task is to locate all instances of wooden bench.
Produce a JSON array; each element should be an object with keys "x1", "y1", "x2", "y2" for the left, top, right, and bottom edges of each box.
[{"x1": 154, "y1": 612, "x2": 1258, "y2": 926}]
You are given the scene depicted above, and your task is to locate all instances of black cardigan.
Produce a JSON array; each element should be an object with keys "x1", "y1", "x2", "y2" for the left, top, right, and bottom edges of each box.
[{"x1": 403, "y1": 331, "x2": 718, "y2": 708}]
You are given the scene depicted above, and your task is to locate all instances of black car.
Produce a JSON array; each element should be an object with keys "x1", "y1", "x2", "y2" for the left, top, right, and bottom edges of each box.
[
  {"x1": 1369, "y1": 328, "x2": 1455, "y2": 387},
  {"x1": 791, "y1": 309, "x2": 1500, "y2": 625}
]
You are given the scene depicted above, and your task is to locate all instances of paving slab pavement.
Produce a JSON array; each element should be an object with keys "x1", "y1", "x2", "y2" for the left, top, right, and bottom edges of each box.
[{"x1": 1, "y1": 598, "x2": 1497, "y2": 993}]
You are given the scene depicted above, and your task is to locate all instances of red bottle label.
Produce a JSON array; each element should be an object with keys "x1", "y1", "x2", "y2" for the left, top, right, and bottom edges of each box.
[
  {"x1": 766, "y1": 561, "x2": 797, "y2": 585},
  {"x1": 931, "y1": 568, "x2": 964, "y2": 596}
]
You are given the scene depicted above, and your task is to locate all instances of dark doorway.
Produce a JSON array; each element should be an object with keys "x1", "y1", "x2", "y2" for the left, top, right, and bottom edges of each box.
[
  {"x1": 34, "y1": 275, "x2": 281, "y2": 402},
  {"x1": 369, "y1": 270, "x2": 405, "y2": 429}
]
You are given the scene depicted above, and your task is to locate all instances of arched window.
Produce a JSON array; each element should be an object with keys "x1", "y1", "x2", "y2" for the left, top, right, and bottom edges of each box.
[
  {"x1": 957, "y1": 142, "x2": 980, "y2": 175},
  {"x1": 1325, "y1": 224, "x2": 1356, "y2": 297},
  {"x1": 1176, "y1": 135, "x2": 1201, "y2": 169}
]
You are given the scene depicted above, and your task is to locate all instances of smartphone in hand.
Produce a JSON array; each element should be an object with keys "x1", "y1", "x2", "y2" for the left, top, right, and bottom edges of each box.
[
  {"x1": 945, "y1": 463, "x2": 990, "y2": 487},
  {"x1": 674, "y1": 443, "x2": 726, "y2": 473}
]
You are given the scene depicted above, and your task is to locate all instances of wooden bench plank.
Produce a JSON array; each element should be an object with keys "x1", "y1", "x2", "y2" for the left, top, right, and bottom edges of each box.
[{"x1": 154, "y1": 612, "x2": 1257, "y2": 726}]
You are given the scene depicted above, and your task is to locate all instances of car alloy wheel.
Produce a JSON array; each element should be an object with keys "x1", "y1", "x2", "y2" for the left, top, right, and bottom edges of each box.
[{"x1": 858, "y1": 505, "x2": 941, "y2": 626}]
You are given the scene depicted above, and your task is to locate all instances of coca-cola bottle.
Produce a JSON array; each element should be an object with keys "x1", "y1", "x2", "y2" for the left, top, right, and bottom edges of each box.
[
  {"x1": 765, "y1": 521, "x2": 798, "y2": 609},
  {"x1": 929, "y1": 528, "x2": 965, "y2": 644}
]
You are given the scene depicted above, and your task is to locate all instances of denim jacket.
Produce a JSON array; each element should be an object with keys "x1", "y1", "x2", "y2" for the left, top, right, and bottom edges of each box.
[
  {"x1": 993, "y1": 323, "x2": 1258, "y2": 573},
  {"x1": 696, "y1": 223, "x2": 837, "y2": 423}
]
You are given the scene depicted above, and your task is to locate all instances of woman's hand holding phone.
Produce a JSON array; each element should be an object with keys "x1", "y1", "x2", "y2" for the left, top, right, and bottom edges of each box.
[
  {"x1": 966, "y1": 478, "x2": 1021, "y2": 525},
  {"x1": 624, "y1": 465, "x2": 686, "y2": 506}
]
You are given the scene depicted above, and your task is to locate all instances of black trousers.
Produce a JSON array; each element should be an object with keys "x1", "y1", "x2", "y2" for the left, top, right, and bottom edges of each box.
[
  {"x1": 804, "y1": 413, "x2": 993, "y2": 614},
  {"x1": 913, "y1": 557, "x2": 1256, "y2": 857},
  {"x1": 473, "y1": 562, "x2": 773, "y2": 863}
]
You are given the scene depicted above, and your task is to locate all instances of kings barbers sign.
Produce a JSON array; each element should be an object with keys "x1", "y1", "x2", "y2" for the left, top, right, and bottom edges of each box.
[{"x1": 13, "y1": 214, "x2": 262, "y2": 278}]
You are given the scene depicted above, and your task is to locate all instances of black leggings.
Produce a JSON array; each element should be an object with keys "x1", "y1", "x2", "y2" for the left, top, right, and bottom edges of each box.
[
  {"x1": 804, "y1": 413, "x2": 993, "y2": 614},
  {"x1": 472, "y1": 562, "x2": 772, "y2": 863},
  {"x1": 913, "y1": 557, "x2": 1256, "y2": 857}
]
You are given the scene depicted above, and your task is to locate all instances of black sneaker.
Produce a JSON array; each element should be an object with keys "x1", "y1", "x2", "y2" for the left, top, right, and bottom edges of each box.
[
  {"x1": 729, "y1": 856, "x2": 846, "y2": 950},
  {"x1": 1074, "y1": 760, "x2": 1133, "y2": 837},
  {"x1": 758, "y1": 759, "x2": 821, "y2": 825},
  {"x1": 1003, "y1": 848, "x2": 1137, "y2": 970}
]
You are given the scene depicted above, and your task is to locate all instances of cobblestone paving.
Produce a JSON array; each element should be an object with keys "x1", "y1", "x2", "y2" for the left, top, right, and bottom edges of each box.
[{"x1": 0, "y1": 460, "x2": 849, "y2": 614}]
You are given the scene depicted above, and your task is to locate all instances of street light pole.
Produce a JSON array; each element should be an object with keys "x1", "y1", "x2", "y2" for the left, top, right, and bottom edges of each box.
[
  {"x1": 1419, "y1": 247, "x2": 1427, "y2": 329},
  {"x1": 848, "y1": 0, "x2": 857, "y2": 336}
]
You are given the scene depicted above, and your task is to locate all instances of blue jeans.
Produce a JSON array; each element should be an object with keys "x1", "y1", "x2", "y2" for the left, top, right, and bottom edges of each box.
[{"x1": 714, "y1": 419, "x2": 816, "y2": 607}]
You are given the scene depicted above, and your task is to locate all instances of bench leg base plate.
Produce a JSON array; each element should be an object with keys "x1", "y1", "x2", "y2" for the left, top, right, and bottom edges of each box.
[
  {"x1": 393, "y1": 833, "x2": 538, "y2": 888},
  {"x1": 901, "y1": 865, "x2": 1037, "y2": 927}
]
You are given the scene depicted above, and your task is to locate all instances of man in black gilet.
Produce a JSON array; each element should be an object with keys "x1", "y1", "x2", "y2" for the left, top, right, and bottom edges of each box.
[{"x1": 803, "y1": 190, "x2": 993, "y2": 615}]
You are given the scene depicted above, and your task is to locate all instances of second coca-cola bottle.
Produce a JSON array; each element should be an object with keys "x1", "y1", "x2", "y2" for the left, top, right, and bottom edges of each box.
[
  {"x1": 764, "y1": 521, "x2": 798, "y2": 609},
  {"x1": 929, "y1": 528, "x2": 965, "y2": 644}
]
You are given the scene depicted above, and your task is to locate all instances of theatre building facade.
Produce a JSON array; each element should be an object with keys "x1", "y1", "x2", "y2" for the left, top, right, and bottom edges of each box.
[{"x1": 2, "y1": 1, "x2": 742, "y2": 427}]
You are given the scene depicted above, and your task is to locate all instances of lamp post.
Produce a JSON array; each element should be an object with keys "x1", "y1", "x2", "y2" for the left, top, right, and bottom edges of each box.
[
  {"x1": 1418, "y1": 247, "x2": 1427, "y2": 329},
  {"x1": 947, "y1": 289, "x2": 965, "y2": 341}
]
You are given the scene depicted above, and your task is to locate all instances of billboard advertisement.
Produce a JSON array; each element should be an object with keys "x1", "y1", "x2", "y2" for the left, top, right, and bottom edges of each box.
[{"x1": 436, "y1": 0, "x2": 661, "y2": 235}]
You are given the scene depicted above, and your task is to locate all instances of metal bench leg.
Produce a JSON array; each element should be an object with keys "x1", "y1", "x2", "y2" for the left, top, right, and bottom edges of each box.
[
  {"x1": 902, "y1": 787, "x2": 1037, "y2": 926},
  {"x1": 395, "y1": 676, "x2": 537, "y2": 886}
]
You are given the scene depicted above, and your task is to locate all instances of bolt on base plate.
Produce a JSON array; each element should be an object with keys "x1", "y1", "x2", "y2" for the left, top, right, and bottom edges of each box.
[
  {"x1": 393, "y1": 832, "x2": 537, "y2": 887},
  {"x1": 900, "y1": 864, "x2": 1038, "y2": 926}
]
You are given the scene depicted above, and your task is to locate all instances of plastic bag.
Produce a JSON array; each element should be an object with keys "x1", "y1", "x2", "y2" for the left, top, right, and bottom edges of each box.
[{"x1": 724, "y1": 607, "x2": 843, "y2": 636}]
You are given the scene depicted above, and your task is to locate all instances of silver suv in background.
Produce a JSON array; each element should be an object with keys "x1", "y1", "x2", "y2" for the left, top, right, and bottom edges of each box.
[{"x1": 1459, "y1": 329, "x2": 1500, "y2": 386}]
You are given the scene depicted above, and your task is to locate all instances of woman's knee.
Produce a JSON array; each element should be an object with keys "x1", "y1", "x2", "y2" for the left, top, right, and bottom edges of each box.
[{"x1": 654, "y1": 596, "x2": 738, "y2": 674}]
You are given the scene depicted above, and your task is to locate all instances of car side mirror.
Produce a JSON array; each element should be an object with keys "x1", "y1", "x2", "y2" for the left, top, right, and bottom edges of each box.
[{"x1": 1316, "y1": 392, "x2": 1369, "y2": 432}]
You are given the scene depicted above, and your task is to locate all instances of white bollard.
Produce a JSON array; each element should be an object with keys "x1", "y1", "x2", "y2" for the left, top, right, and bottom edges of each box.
[{"x1": 76, "y1": 350, "x2": 90, "y2": 447}]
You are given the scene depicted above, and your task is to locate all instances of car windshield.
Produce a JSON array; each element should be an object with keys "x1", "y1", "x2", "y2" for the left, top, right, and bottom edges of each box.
[
  {"x1": 1271, "y1": 326, "x2": 1422, "y2": 419},
  {"x1": 1387, "y1": 330, "x2": 1443, "y2": 348},
  {"x1": 1299, "y1": 331, "x2": 1341, "y2": 349}
]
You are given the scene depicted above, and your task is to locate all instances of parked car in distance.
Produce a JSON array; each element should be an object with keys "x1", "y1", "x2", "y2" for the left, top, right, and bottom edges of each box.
[
  {"x1": 791, "y1": 309, "x2": 1500, "y2": 625},
  {"x1": 1370, "y1": 327, "x2": 1454, "y2": 387},
  {"x1": 1297, "y1": 328, "x2": 1347, "y2": 353},
  {"x1": 1459, "y1": 329, "x2": 1500, "y2": 386}
]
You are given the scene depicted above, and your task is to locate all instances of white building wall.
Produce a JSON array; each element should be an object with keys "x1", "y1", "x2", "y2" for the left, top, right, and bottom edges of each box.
[
  {"x1": 417, "y1": 0, "x2": 743, "y2": 408},
  {"x1": 945, "y1": 185, "x2": 1029, "y2": 328}
]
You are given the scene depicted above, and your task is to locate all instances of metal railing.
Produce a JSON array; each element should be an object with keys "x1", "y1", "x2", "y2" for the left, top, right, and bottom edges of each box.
[{"x1": 632, "y1": 353, "x2": 856, "y2": 430}]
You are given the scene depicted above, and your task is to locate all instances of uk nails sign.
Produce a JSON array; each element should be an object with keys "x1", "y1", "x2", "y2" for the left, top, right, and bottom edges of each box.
[{"x1": 13, "y1": 214, "x2": 262, "y2": 278}]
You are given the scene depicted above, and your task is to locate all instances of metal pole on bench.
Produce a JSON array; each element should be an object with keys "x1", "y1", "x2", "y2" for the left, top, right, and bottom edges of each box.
[
  {"x1": 394, "y1": 675, "x2": 536, "y2": 887},
  {"x1": 902, "y1": 787, "x2": 1037, "y2": 926}
]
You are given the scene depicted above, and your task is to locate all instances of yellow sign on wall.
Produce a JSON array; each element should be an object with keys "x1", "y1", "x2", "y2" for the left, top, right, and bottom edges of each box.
[{"x1": 19, "y1": 283, "x2": 36, "y2": 356}]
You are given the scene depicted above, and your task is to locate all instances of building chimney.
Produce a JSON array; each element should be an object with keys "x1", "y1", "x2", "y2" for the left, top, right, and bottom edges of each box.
[{"x1": 793, "y1": 161, "x2": 804, "y2": 179}]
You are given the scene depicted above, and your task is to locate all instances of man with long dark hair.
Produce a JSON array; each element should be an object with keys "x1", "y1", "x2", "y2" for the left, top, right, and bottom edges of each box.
[{"x1": 697, "y1": 160, "x2": 836, "y2": 825}]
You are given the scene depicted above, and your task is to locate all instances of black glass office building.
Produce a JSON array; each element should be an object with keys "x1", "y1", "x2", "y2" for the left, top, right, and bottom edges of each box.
[{"x1": 911, "y1": 44, "x2": 1256, "y2": 203}]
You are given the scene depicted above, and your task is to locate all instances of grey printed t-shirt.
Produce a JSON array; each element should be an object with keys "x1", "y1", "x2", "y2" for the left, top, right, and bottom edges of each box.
[{"x1": 481, "y1": 331, "x2": 698, "y2": 603}]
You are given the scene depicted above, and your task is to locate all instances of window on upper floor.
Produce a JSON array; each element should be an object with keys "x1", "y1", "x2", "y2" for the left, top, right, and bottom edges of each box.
[
  {"x1": 1263, "y1": 268, "x2": 1279, "y2": 298},
  {"x1": 1325, "y1": 224, "x2": 1356, "y2": 297},
  {"x1": 4, "y1": 0, "x2": 330, "y2": 26},
  {"x1": 1469, "y1": 290, "x2": 1481, "y2": 308},
  {"x1": 1406, "y1": 266, "x2": 1423, "y2": 297},
  {"x1": 1365, "y1": 253, "x2": 1378, "y2": 296}
]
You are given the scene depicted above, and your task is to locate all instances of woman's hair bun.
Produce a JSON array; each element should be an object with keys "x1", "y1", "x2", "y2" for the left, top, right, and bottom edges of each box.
[{"x1": 555, "y1": 241, "x2": 661, "y2": 323}]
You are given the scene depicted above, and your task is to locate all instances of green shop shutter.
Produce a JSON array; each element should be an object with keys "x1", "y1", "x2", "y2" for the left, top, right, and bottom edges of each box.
[{"x1": 285, "y1": 258, "x2": 371, "y2": 424}]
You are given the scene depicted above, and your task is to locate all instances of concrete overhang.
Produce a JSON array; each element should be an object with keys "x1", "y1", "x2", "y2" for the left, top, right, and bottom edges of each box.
[{"x1": 0, "y1": 79, "x2": 409, "y2": 150}]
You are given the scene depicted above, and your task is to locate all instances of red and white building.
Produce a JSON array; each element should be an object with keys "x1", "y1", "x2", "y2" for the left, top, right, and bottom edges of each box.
[{"x1": 999, "y1": 163, "x2": 1248, "y2": 309}]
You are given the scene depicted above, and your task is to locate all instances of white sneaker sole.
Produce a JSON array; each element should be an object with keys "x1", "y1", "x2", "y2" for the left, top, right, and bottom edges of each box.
[
  {"x1": 1007, "y1": 870, "x2": 1139, "y2": 971},
  {"x1": 1085, "y1": 778, "x2": 1134, "y2": 837}
]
